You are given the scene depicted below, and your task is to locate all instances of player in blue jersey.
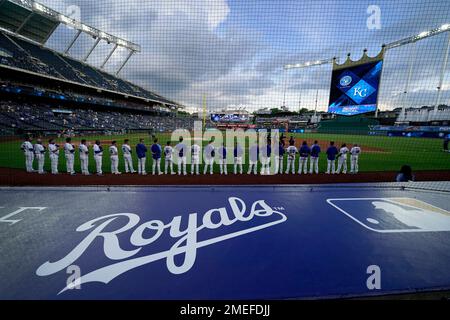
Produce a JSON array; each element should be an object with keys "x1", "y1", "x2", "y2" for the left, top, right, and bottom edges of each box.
[
  {"x1": 233, "y1": 142, "x2": 243, "y2": 174},
  {"x1": 136, "y1": 138, "x2": 148, "y2": 175},
  {"x1": 298, "y1": 141, "x2": 310, "y2": 174},
  {"x1": 326, "y1": 141, "x2": 338, "y2": 174},
  {"x1": 151, "y1": 138, "x2": 162, "y2": 175},
  {"x1": 218, "y1": 143, "x2": 228, "y2": 175},
  {"x1": 309, "y1": 140, "x2": 321, "y2": 174}
]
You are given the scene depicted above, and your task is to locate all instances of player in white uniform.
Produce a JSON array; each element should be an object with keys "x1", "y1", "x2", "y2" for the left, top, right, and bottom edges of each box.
[
  {"x1": 34, "y1": 139, "x2": 46, "y2": 174},
  {"x1": 48, "y1": 139, "x2": 59, "y2": 174},
  {"x1": 109, "y1": 141, "x2": 121, "y2": 175},
  {"x1": 336, "y1": 143, "x2": 349, "y2": 174},
  {"x1": 350, "y1": 144, "x2": 361, "y2": 174},
  {"x1": 203, "y1": 140, "x2": 215, "y2": 175},
  {"x1": 259, "y1": 139, "x2": 271, "y2": 175},
  {"x1": 285, "y1": 141, "x2": 298, "y2": 174},
  {"x1": 122, "y1": 139, "x2": 135, "y2": 174},
  {"x1": 175, "y1": 137, "x2": 187, "y2": 175},
  {"x1": 164, "y1": 141, "x2": 175, "y2": 175},
  {"x1": 191, "y1": 143, "x2": 201, "y2": 175},
  {"x1": 93, "y1": 140, "x2": 103, "y2": 176},
  {"x1": 217, "y1": 144, "x2": 228, "y2": 175},
  {"x1": 79, "y1": 139, "x2": 90, "y2": 175},
  {"x1": 233, "y1": 143, "x2": 243, "y2": 175},
  {"x1": 64, "y1": 137, "x2": 76, "y2": 175},
  {"x1": 21, "y1": 136, "x2": 35, "y2": 173}
]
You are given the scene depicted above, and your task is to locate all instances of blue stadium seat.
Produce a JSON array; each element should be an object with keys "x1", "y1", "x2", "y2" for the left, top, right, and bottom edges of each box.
[
  {"x1": 11, "y1": 36, "x2": 87, "y2": 84},
  {"x1": 0, "y1": 31, "x2": 176, "y2": 106}
]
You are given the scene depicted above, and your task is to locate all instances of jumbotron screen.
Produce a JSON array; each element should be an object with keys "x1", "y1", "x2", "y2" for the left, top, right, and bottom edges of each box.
[
  {"x1": 328, "y1": 60, "x2": 383, "y2": 116},
  {"x1": 210, "y1": 113, "x2": 249, "y2": 123}
]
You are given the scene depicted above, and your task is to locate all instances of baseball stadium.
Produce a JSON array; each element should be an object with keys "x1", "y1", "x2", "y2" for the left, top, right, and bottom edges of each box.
[{"x1": 1, "y1": 0, "x2": 450, "y2": 304}]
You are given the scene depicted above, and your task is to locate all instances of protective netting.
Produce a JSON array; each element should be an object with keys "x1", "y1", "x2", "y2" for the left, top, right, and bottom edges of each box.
[{"x1": 0, "y1": 0, "x2": 449, "y2": 188}]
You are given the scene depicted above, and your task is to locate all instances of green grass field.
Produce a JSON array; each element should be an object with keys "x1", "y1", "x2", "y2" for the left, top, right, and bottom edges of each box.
[{"x1": 0, "y1": 132, "x2": 449, "y2": 174}]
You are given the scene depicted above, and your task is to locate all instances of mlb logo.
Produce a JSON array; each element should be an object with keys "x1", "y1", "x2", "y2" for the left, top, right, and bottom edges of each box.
[
  {"x1": 337, "y1": 70, "x2": 360, "y2": 91},
  {"x1": 327, "y1": 198, "x2": 450, "y2": 233}
]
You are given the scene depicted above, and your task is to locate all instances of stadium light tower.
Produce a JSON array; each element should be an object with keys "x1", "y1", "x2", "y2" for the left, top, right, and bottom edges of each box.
[
  {"x1": 385, "y1": 23, "x2": 450, "y2": 50},
  {"x1": 435, "y1": 31, "x2": 450, "y2": 112},
  {"x1": 283, "y1": 23, "x2": 450, "y2": 114},
  {"x1": 314, "y1": 89, "x2": 319, "y2": 116},
  {"x1": 284, "y1": 58, "x2": 335, "y2": 70}
]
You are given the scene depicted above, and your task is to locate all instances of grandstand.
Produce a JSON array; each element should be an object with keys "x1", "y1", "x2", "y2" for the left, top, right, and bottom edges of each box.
[
  {"x1": 0, "y1": 31, "x2": 177, "y2": 105},
  {"x1": 0, "y1": 0, "x2": 183, "y2": 135},
  {"x1": 396, "y1": 105, "x2": 450, "y2": 125},
  {"x1": 0, "y1": 0, "x2": 191, "y2": 137},
  {"x1": 0, "y1": 99, "x2": 195, "y2": 136}
]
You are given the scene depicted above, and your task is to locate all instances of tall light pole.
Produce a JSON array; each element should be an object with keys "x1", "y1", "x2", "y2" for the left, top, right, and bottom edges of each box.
[
  {"x1": 202, "y1": 95, "x2": 207, "y2": 130},
  {"x1": 282, "y1": 68, "x2": 287, "y2": 108},
  {"x1": 298, "y1": 92, "x2": 302, "y2": 113},
  {"x1": 314, "y1": 89, "x2": 319, "y2": 116},
  {"x1": 435, "y1": 31, "x2": 450, "y2": 112}
]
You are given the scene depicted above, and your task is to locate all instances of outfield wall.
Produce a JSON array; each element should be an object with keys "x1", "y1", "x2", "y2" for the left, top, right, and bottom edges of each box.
[
  {"x1": 318, "y1": 116, "x2": 379, "y2": 134},
  {"x1": 369, "y1": 125, "x2": 450, "y2": 138}
]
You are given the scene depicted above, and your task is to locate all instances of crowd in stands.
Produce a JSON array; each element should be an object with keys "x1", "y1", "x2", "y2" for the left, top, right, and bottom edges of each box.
[{"x1": 0, "y1": 100, "x2": 195, "y2": 135}]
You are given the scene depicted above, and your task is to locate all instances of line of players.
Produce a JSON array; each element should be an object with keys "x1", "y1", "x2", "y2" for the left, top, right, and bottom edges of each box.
[{"x1": 20, "y1": 136, "x2": 361, "y2": 176}]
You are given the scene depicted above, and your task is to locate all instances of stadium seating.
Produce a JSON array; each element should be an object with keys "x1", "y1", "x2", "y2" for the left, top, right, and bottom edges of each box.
[
  {"x1": 0, "y1": 32, "x2": 60, "y2": 77},
  {"x1": 396, "y1": 106, "x2": 450, "y2": 123},
  {"x1": 0, "y1": 100, "x2": 195, "y2": 134},
  {"x1": 8, "y1": 35, "x2": 87, "y2": 84},
  {"x1": 0, "y1": 31, "x2": 176, "y2": 105}
]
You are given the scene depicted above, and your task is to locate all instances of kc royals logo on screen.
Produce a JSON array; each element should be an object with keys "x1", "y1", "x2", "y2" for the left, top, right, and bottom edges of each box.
[
  {"x1": 35, "y1": 197, "x2": 287, "y2": 294},
  {"x1": 328, "y1": 60, "x2": 383, "y2": 116},
  {"x1": 327, "y1": 197, "x2": 450, "y2": 233}
]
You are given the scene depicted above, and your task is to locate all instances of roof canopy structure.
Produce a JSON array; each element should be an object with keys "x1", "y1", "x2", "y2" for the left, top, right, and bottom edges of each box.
[
  {"x1": 0, "y1": 0, "x2": 182, "y2": 109},
  {"x1": 0, "y1": 0, "x2": 141, "y2": 74},
  {"x1": 284, "y1": 23, "x2": 450, "y2": 70}
]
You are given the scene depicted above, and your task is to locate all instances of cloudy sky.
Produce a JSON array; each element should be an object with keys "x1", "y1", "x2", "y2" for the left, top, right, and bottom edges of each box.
[{"x1": 40, "y1": 0, "x2": 450, "y2": 113}]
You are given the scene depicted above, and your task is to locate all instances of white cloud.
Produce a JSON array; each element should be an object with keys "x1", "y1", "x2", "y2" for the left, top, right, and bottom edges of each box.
[
  {"x1": 149, "y1": 0, "x2": 230, "y2": 30},
  {"x1": 36, "y1": 0, "x2": 450, "y2": 113}
]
